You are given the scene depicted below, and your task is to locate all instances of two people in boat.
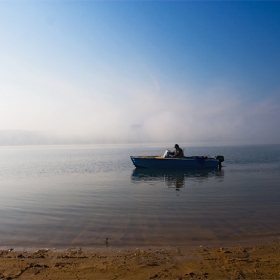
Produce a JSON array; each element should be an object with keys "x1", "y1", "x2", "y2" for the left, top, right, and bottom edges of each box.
[{"x1": 164, "y1": 144, "x2": 184, "y2": 158}]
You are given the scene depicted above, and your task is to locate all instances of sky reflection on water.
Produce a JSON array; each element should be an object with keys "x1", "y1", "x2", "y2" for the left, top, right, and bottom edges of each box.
[{"x1": 0, "y1": 145, "x2": 279, "y2": 250}]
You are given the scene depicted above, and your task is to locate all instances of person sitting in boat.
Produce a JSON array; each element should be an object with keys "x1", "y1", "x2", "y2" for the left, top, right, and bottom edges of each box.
[{"x1": 165, "y1": 144, "x2": 184, "y2": 158}]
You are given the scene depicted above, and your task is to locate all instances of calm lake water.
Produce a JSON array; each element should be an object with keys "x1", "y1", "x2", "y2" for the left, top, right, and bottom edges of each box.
[{"x1": 0, "y1": 144, "x2": 279, "y2": 250}]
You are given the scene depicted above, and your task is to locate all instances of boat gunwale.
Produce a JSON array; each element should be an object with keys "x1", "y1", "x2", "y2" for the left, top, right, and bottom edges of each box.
[{"x1": 130, "y1": 156, "x2": 218, "y2": 161}]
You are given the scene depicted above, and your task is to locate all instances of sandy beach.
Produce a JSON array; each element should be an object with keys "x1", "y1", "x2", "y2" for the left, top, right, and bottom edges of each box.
[{"x1": 1, "y1": 240, "x2": 280, "y2": 280}]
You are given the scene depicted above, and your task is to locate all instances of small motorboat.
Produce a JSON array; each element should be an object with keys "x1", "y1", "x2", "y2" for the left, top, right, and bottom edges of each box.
[{"x1": 130, "y1": 155, "x2": 224, "y2": 169}]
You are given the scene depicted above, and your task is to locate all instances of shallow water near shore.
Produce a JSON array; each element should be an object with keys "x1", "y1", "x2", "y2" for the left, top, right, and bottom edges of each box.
[{"x1": 0, "y1": 144, "x2": 280, "y2": 250}]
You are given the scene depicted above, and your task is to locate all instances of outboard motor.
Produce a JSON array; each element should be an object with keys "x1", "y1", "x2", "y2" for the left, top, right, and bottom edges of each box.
[{"x1": 215, "y1": 155, "x2": 224, "y2": 170}]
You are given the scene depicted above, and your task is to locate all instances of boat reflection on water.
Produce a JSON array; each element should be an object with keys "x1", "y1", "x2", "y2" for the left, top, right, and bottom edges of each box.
[{"x1": 131, "y1": 168, "x2": 224, "y2": 190}]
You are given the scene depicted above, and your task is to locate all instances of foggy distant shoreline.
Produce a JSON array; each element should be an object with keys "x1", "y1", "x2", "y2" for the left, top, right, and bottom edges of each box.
[{"x1": 0, "y1": 130, "x2": 278, "y2": 146}]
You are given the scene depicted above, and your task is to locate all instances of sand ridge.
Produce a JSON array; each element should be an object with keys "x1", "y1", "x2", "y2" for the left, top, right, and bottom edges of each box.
[{"x1": 0, "y1": 241, "x2": 280, "y2": 279}]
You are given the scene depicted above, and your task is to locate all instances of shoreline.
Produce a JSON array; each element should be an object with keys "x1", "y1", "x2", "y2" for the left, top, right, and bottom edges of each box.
[
  {"x1": 1, "y1": 232, "x2": 278, "y2": 253},
  {"x1": 1, "y1": 240, "x2": 280, "y2": 279}
]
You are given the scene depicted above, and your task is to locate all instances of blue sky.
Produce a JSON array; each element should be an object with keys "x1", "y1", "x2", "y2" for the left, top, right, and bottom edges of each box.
[{"x1": 1, "y1": 1, "x2": 280, "y2": 145}]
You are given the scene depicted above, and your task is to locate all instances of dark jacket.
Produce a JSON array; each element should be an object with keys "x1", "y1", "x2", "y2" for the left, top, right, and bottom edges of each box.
[{"x1": 173, "y1": 147, "x2": 184, "y2": 158}]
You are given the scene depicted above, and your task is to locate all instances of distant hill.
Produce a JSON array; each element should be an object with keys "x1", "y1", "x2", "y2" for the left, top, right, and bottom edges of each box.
[
  {"x1": 0, "y1": 130, "x2": 52, "y2": 145},
  {"x1": 0, "y1": 130, "x2": 104, "y2": 145}
]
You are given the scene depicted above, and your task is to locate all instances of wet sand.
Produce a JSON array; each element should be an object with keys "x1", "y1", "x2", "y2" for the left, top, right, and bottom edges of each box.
[{"x1": 1, "y1": 241, "x2": 280, "y2": 279}]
